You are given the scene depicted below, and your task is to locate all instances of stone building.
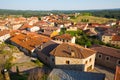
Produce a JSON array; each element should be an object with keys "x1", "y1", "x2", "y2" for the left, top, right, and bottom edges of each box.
[
  {"x1": 50, "y1": 43, "x2": 96, "y2": 71},
  {"x1": 53, "y1": 34, "x2": 76, "y2": 43},
  {"x1": 91, "y1": 45, "x2": 120, "y2": 69}
]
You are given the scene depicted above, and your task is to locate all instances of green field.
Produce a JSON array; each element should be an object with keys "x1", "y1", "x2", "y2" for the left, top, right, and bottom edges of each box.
[{"x1": 71, "y1": 15, "x2": 116, "y2": 24}]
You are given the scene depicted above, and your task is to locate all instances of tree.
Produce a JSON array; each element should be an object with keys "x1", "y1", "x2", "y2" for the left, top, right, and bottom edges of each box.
[
  {"x1": 59, "y1": 27, "x2": 66, "y2": 35},
  {"x1": 86, "y1": 41, "x2": 92, "y2": 47}
]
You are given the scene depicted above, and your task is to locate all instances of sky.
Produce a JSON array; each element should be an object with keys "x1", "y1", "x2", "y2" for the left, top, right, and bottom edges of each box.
[{"x1": 0, "y1": 0, "x2": 120, "y2": 10}]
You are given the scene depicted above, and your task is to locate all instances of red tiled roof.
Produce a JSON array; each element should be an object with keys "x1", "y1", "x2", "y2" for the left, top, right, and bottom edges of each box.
[
  {"x1": 20, "y1": 23, "x2": 33, "y2": 30},
  {"x1": 10, "y1": 32, "x2": 51, "y2": 52},
  {"x1": 0, "y1": 30, "x2": 10, "y2": 37},
  {"x1": 54, "y1": 34, "x2": 73, "y2": 40},
  {"x1": 50, "y1": 43, "x2": 96, "y2": 59},
  {"x1": 91, "y1": 45, "x2": 120, "y2": 58},
  {"x1": 34, "y1": 21, "x2": 49, "y2": 26},
  {"x1": 112, "y1": 35, "x2": 120, "y2": 41}
]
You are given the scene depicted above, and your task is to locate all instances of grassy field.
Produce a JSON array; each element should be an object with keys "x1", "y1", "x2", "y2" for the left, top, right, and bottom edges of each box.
[{"x1": 71, "y1": 15, "x2": 116, "y2": 24}]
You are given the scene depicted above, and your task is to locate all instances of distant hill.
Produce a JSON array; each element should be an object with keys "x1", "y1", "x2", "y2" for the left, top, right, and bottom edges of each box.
[
  {"x1": 71, "y1": 15, "x2": 116, "y2": 24},
  {"x1": 0, "y1": 8, "x2": 120, "y2": 19}
]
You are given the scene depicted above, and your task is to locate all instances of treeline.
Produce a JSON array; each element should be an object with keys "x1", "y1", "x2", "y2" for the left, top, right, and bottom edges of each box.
[
  {"x1": 0, "y1": 9, "x2": 120, "y2": 19},
  {"x1": 91, "y1": 9, "x2": 120, "y2": 20},
  {"x1": 0, "y1": 9, "x2": 51, "y2": 18}
]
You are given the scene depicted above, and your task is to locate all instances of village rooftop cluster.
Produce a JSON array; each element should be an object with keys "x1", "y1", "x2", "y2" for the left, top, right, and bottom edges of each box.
[{"x1": 0, "y1": 13, "x2": 120, "y2": 80}]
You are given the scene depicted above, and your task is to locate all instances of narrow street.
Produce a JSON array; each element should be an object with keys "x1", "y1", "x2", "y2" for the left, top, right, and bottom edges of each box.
[{"x1": 93, "y1": 65, "x2": 115, "y2": 80}]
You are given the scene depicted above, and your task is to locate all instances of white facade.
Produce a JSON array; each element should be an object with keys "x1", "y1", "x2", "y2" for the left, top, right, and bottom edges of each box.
[
  {"x1": 102, "y1": 35, "x2": 112, "y2": 43},
  {"x1": 0, "y1": 34, "x2": 10, "y2": 42},
  {"x1": 54, "y1": 37, "x2": 76, "y2": 44},
  {"x1": 12, "y1": 24, "x2": 22, "y2": 30},
  {"x1": 67, "y1": 27, "x2": 77, "y2": 31},
  {"x1": 27, "y1": 26, "x2": 40, "y2": 32}
]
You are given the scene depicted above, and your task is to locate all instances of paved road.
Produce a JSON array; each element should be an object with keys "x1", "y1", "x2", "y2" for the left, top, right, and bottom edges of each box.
[{"x1": 93, "y1": 65, "x2": 115, "y2": 80}]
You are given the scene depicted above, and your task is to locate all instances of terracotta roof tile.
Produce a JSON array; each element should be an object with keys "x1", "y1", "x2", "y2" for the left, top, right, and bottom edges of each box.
[
  {"x1": 91, "y1": 45, "x2": 120, "y2": 58},
  {"x1": 54, "y1": 34, "x2": 73, "y2": 40},
  {"x1": 50, "y1": 43, "x2": 96, "y2": 59},
  {"x1": 10, "y1": 32, "x2": 51, "y2": 52},
  {"x1": 112, "y1": 35, "x2": 120, "y2": 41},
  {"x1": 0, "y1": 30, "x2": 10, "y2": 37},
  {"x1": 20, "y1": 23, "x2": 33, "y2": 30}
]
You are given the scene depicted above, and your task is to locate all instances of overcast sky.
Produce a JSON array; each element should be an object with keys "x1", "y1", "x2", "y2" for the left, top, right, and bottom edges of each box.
[{"x1": 0, "y1": 0, "x2": 120, "y2": 10}]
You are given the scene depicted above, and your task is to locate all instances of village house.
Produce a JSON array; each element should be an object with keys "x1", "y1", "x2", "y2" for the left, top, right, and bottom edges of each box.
[
  {"x1": 34, "y1": 21, "x2": 49, "y2": 27},
  {"x1": 0, "y1": 21, "x2": 9, "y2": 30},
  {"x1": 95, "y1": 26, "x2": 109, "y2": 38},
  {"x1": 26, "y1": 26, "x2": 40, "y2": 32},
  {"x1": 101, "y1": 33, "x2": 113, "y2": 43},
  {"x1": 117, "y1": 20, "x2": 120, "y2": 25},
  {"x1": 39, "y1": 27, "x2": 60, "y2": 37},
  {"x1": 105, "y1": 21, "x2": 116, "y2": 26},
  {"x1": 0, "y1": 30, "x2": 10, "y2": 42},
  {"x1": 10, "y1": 23, "x2": 23, "y2": 30},
  {"x1": 10, "y1": 32, "x2": 51, "y2": 56},
  {"x1": 53, "y1": 34, "x2": 76, "y2": 43},
  {"x1": 110, "y1": 35, "x2": 120, "y2": 47},
  {"x1": 10, "y1": 17, "x2": 26, "y2": 24},
  {"x1": 84, "y1": 29, "x2": 97, "y2": 36},
  {"x1": 47, "y1": 21, "x2": 55, "y2": 27},
  {"x1": 55, "y1": 20, "x2": 72, "y2": 27},
  {"x1": 91, "y1": 45, "x2": 120, "y2": 69},
  {"x1": 82, "y1": 23, "x2": 98, "y2": 36},
  {"x1": 102, "y1": 33, "x2": 120, "y2": 47},
  {"x1": 66, "y1": 25, "x2": 78, "y2": 31},
  {"x1": 36, "y1": 40, "x2": 60, "y2": 65},
  {"x1": 19, "y1": 23, "x2": 33, "y2": 30},
  {"x1": 50, "y1": 43, "x2": 96, "y2": 71},
  {"x1": 105, "y1": 28, "x2": 120, "y2": 35},
  {"x1": 86, "y1": 25, "x2": 96, "y2": 32},
  {"x1": 75, "y1": 23, "x2": 88, "y2": 30},
  {"x1": 27, "y1": 17, "x2": 39, "y2": 25},
  {"x1": 63, "y1": 21, "x2": 72, "y2": 27}
]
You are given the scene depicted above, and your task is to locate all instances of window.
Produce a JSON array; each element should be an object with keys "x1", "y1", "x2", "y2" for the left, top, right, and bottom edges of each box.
[
  {"x1": 117, "y1": 60, "x2": 120, "y2": 65},
  {"x1": 89, "y1": 58, "x2": 92, "y2": 62},
  {"x1": 98, "y1": 54, "x2": 102, "y2": 59},
  {"x1": 67, "y1": 40, "x2": 69, "y2": 42},
  {"x1": 66, "y1": 60, "x2": 70, "y2": 64},
  {"x1": 105, "y1": 56, "x2": 110, "y2": 61},
  {"x1": 85, "y1": 61, "x2": 88, "y2": 64}
]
